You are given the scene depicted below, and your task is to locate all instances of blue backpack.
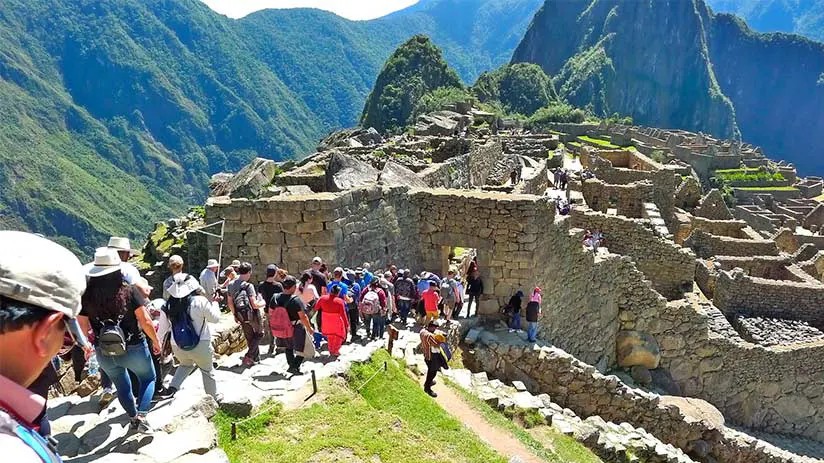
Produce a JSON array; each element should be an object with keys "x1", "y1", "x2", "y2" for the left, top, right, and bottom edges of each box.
[{"x1": 164, "y1": 292, "x2": 203, "y2": 351}]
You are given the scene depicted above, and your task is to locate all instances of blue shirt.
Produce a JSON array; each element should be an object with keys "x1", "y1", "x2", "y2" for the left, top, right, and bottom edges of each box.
[
  {"x1": 362, "y1": 270, "x2": 374, "y2": 287},
  {"x1": 350, "y1": 282, "x2": 362, "y2": 304},
  {"x1": 327, "y1": 281, "x2": 349, "y2": 300}
]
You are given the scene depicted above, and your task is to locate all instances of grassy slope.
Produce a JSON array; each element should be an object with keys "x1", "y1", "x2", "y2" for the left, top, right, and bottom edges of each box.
[{"x1": 216, "y1": 350, "x2": 507, "y2": 462}]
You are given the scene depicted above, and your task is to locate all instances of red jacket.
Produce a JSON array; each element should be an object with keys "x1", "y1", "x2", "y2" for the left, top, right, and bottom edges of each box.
[{"x1": 317, "y1": 294, "x2": 348, "y2": 338}]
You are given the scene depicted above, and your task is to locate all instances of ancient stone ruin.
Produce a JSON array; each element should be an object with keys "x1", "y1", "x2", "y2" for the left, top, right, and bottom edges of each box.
[{"x1": 127, "y1": 105, "x2": 824, "y2": 462}]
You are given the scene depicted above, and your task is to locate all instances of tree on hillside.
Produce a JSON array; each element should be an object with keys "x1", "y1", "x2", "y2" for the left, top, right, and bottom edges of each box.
[
  {"x1": 471, "y1": 63, "x2": 558, "y2": 116},
  {"x1": 361, "y1": 35, "x2": 463, "y2": 133}
]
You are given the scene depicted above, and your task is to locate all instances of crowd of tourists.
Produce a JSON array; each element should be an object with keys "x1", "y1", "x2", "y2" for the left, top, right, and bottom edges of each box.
[{"x1": 0, "y1": 231, "x2": 545, "y2": 462}]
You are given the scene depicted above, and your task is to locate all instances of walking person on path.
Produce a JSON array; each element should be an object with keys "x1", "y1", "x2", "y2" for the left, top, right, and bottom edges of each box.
[
  {"x1": 525, "y1": 287, "x2": 542, "y2": 342},
  {"x1": 163, "y1": 255, "x2": 203, "y2": 301},
  {"x1": 228, "y1": 262, "x2": 264, "y2": 367},
  {"x1": 421, "y1": 281, "x2": 441, "y2": 325},
  {"x1": 269, "y1": 276, "x2": 314, "y2": 375},
  {"x1": 158, "y1": 273, "x2": 222, "y2": 399},
  {"x1": 199, "y1": 259, "x2": 221, "y2": 303},
  {"x1": 79, "y1": 247, "x2": 161, "y2": 433},
  {"x1": 259, "y1": 265, "x2": 284, "y2": 356},
  {"x1": 507, "y1": 290, "x2": 524, "y2": 332},
  {"x1": 359, "y1": 279, "x2": 387, "y2": 340},
  {"x1": 465, "y1": 269, "x2": 483, "y2": 318},
  {"x1": 0, "y1": 231, "x2": 90, "y2": 462},
  {"x1": 420, "y1": 320, "x2": 449, "y2": 398},
  {"x1": 440, "y1": 270, "x2": 460, "y2": 321},
  {"x1": 393, "y1": 269, "x2": 417, "y2": 324},
  {"x1": 316, "y1": 285, "x2": 348, "y2": 357}
]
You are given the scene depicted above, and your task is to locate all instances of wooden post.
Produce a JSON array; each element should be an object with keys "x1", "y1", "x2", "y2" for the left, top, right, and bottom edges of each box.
[
  {"x1": 311, "y1": 369, "x2": 317, "y2": 395},
  {"x1": 387, "y1": 325, "x2": 399, "y2": 353},
  {"x1": 231, "y1": 422, "x2": 237, "y2": 440}
]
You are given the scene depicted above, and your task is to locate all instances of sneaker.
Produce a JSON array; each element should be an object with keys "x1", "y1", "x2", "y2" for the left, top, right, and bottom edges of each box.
[
  {"x1": 287, "y1": 366, "x2": 303, "y2": 375},
  {"x1": 425, "y1": 389, "x2": 438, "y2": 398},
  {"x1": 156, "y1": 386, "x2": 177, "y2": 399},
  {"x1": 135, "y1": 414, "x2": 152, "y2": 434},
  {"x1": 508, "y1": 329, "x2": 515, "y2": 333},
  {"x1": 100, "y1": 387, "x2": 115, "y2": 407}
]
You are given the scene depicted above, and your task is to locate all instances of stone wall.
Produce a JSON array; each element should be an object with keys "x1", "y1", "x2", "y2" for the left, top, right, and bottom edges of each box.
[
  {"x1": 468, "y1": 139, "x2": 505, "y2": 187},
  {"x1": 684, "y1": 229, "x2": 779, "y2": 258},
  {"x1": 569, "y1": 208, "x2": 695, "y2": 299},
  {"x1": 714, "y1": 269, "x2": 824, "y2": 327},
  {"x1": 464, "y1": 340, "x2": 811, "y2": 463},
  {"x1": 513, "y1": 159, "x2": 548, "y2": 196},
  {"x1": 581, "y1": 179, "x2": 653, "y2": 218},
  {"x1": 687, "y1": 216, "x2": 748, "y2": 239},
  {"x1": 419, "y1": 155, "x2": 471, "y2": 189}
]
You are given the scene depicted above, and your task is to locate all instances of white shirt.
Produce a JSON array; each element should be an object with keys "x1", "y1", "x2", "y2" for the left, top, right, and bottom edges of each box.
[{"x1": 161, "y1": 295, "x2": 221, "y2": 348}]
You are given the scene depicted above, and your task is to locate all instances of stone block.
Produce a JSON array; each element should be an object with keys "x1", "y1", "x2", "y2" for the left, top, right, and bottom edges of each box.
[{"x1": 616, "y1": 331, "x2": 660, "y2": 369}]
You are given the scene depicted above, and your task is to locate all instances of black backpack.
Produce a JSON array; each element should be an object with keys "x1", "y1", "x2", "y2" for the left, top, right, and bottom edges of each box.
[
  {"x1": 233, "y1": 281, "x2": 252, "y2": 319},
  {"x1": 164, "y1": 292, "x2": 204, "y2": 351},
  {"x1": 98, "y1": 314, "x2": 127, "y2": 357}
]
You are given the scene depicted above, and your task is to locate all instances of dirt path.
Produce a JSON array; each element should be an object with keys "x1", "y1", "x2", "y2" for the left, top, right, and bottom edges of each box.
[{"x1": 431, "y1": 381, "x2": 546, "y2": 463}]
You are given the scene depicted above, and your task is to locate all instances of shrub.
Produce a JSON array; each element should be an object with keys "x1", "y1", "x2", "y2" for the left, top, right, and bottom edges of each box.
[{"x1": 526, "y1": 103, "x2": 587, "y2": 129}]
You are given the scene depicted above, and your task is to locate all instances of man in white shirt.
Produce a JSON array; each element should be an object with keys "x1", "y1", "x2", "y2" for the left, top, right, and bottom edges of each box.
[
  {"x1": 158, "y1": 272, "x2": 222, "y2": 399},
  {"x1": 107, "y1": 236, "x2": 141, "y2": 284},
  {"x1": 199, "y1": 259, "x2": 220, "y2": 302}
]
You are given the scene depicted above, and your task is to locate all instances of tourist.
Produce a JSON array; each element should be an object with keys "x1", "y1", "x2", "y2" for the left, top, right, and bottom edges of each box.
[
  {"x1": 79, "y1": 247, "x2": 161, "y2": 433},
  {"x1": 305, "y1": 256, "x2": 328, "y2": 296},
  {"x1": 359, "y1": 279, "x2": 387, "y2": 340},
  {"x1": 163, "y1": 255, "x2": 204, "y2": 300},
  {"x1": 270, "y1": 276, "x2": 314, "y2": 375},
  {"x1": 327, "y1": 267, "x2": 350, "y2": 301},
  {"x1": 316, "y1": 285, "x2": 349, "y2": 357},
  {"x1": 559, "y1": 169, "x2": 569, "y2": 190},
  {"x1": 553, "y1": 168, "x2": 561, "y2": 188},
  {"x1": 557, "y1": 197, "x2": 571, "y2": 216},
  {"x1": 421, "y1": 281, "x2": 441, "y2": 325},
  {"x1": 465, "y1": 269, "x2": 483, "y2": 318},
  {"x1": 393, "y1": 269, "x2": 417, "y2": 324},
  {"x1": 419, "y1": 320, "x2": 449, "y2": 398},
  {"x1": 347, "y1": 269, "x2": 363, "y2": 340},
  {"x1": 361, "y1": 262, "x2": 374, "y2": 286},
  {"x1": 380, "y1": 271, "x2": 396, "y2": 323},
  {"x1": 228, "y1": 262, "x2": 264, "y2": 367},
  {"x1": 583, "y1": 229, "x2": 605, "y2": 252},
  {"x1": 507, "y1": 290, "x2": 525, "y2": 332},
  {"x1": 525, "y1": 287, "x2": 542, "y2": 342},
  {"x1": 257, "y1": 265, "x2": 284, "y2": 355},
  {"x1": 199, "y1": 259, "x2": 221, "y2": 302},
  {"x1": 389, "y1": 265, "x2": 399, "y2": 283},
  {"x1": 158, "y1": 273, "x2": 222, "y2": 399},
  {"x1": 440, "y1": 270, "x2": 461, "y2": 321},
  {"x1": 299, "y1": 272, "x2": 321, "y2": 348},
  {"x1": 0, "y1": 231, "x2": 89, "y2": 460},
  {"x1": 108, "y1": 236, "x2": 141, "y2": 284}
]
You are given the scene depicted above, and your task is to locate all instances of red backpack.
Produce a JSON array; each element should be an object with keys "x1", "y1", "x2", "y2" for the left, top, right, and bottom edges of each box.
[{"x1": 269, "y1": 295, "x2": 297, "y2": 339}]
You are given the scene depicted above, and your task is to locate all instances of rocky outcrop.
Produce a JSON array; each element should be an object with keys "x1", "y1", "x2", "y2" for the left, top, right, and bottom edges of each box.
[
  {"x1": 209, "y1": 158, "x2": 278, "y2": 199},
  {"x1": 380, "y1": 161, "x2": 428, "y2": 188},
  {"x1": 318, "y1": 127, "x2": 384, "y2": 151},
  {"x1": 414, "y1": 110, "x2": 469, "y2": 136},
  {"x1": 325, "y1": 152, "x2": 379, "y2": 192}
]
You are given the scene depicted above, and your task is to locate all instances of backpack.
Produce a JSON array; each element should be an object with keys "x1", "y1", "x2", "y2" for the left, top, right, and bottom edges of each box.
[
  {"x1": 359, "y1": 290, "x2": 381, "y2": 315},
  {"x1": 164, "y1": 293, "x2": 204, "y2": 351},
  {"x1": 440, "y1": 279, "x2": 455, "y2": 302},
  {"x1": 269, "y1": 294, "x2": 297, "y2": 339},
  {"x1": 98, "y1": 314, "x2": 127, "y2": 357},
  {"x1": 233, "y1": 281, "x2": 252, "y2": 318}
]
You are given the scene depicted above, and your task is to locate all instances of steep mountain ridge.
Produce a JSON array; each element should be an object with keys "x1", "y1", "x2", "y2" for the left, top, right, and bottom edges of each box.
[
  {"x1": 513, "y1": 0, "x2": 824, "y2": 173},
  {"x1": 707, "y1": 0, "x2": 824, "y2": 42},
  {"x1": 0, "y1": 0, "x2": 543, "y2": 254}
]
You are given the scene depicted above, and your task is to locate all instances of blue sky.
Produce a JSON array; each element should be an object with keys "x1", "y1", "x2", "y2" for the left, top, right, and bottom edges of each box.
[{"x1": 201, "y1": 0, "x2": 420, "y2": 20}]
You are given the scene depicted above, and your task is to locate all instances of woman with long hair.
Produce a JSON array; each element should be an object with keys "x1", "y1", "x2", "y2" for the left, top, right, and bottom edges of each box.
[{"x1": 78, "y1": 248, "x2": 161, "y2": 433}]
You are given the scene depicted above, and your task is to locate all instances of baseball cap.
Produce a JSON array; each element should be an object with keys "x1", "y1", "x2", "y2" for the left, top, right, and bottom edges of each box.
[
  {"x1": 266, "y1": 264, "x2": 278, "y2": 277},
  {"x1": 312, "y1": 256, "x2": 322, "y2": 264},
  {"x1": 333, "y1": 266, "x2": 344, "y2": 275},
  {"x1": 231, "y1": 259, "x2": 241, "y2": 268},
  {"x1": 0, "y1": 231, "x2": 87, "y2": 318}
]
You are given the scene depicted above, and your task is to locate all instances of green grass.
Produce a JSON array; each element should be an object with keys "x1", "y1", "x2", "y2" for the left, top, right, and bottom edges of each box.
[
  {"x1": 713, "y1": 167, "x2": 761, "y2": 174},
  {"x1": 578, "y1": 135, "x2": 621, "y2": 149},
  {"x1": 736, "y1": 186, "x2": 798, "y2": 191},
  {"x1": 216, "y1": 350, "x2": 508, "y2": 463},
  {"x1": 446, "y1": 379, "x2": 602, "y2": 463}
]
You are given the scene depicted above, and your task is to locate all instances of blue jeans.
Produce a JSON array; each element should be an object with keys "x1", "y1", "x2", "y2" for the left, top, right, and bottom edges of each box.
[
  {"x1": 527, "y1": 321, "x2": 538, "y2": 341},
  {"x1": 96, "y1": 340, "x2": 156, "y2": 418},
  {"x1": 373, "y1": 314, "x2": 386, "y2": 339},
  {"x1": 510, "y1": 312, "x2": 521, "y2": 330},
  {"x1": 397, "y1": 300, "x2": 411, "y2": 321}
]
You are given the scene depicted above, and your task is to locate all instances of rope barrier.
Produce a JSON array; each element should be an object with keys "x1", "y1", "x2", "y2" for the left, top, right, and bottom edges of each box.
[{"x1": 355, "y1": 360, "x2": 388, "y2": 392}]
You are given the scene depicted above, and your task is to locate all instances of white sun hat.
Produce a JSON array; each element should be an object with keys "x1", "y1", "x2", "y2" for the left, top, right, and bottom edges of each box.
[{"x1": 86, "y1": 247, "x2": 123, "y2": 278}]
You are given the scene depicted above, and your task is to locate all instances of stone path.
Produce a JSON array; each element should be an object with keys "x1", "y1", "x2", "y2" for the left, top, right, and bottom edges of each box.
[
  {"x1": 48, "y1": 321, "x2": 420, "y2": 463},
  {"x1": 431, "y1": 381, "x2": 545, "y2": 463}
]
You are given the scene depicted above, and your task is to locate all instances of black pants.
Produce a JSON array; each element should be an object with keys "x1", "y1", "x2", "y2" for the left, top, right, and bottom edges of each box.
[
  {"x1": 466, "y1": 293, "x2": 480, "y2": 317},
  {"x1": 424, "y1": 353, "x2": 446, "y2": 391},
  {"x1": 348, "y1": 307, "x2": 360, "y2": 339},
  {"x1": 241, "y1": 322, "x2": 261, "y2": 362},
  {"x1": 285, "y1": 348, "x2": 303, "y2": 370}
]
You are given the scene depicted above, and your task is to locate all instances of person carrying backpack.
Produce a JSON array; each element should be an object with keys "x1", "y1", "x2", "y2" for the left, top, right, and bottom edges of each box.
[
  {"x1": 359, "y1": 279, "x2": 386, "y2": 341},
  {"x1": 268, "y1": 276, "x2": 314, "y2": 375},
  {"x1": 228, "y1": 262, "x2": 264, "y2": 367},
  {"x1": 79, "y1": 247, "x2": 161, "y2": 433},
  {"x1": 157, "y1": 273, "x2": 221, "y2": 399}
]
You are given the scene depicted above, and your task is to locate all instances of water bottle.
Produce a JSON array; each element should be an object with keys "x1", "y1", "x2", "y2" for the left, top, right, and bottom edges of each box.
[{"x1": 87, "y1": 353, "x2": 99, "y2": 376}]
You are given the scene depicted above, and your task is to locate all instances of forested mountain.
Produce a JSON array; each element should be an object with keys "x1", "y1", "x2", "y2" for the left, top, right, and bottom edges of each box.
[
  {"x1": 707, "y1": 0, "x2": 824, "y2": 42},
  {"x1": 513, "y1": 0, "x2": 824, "y2": 174},
  {"x1": 0, "y1": 0, "x2": 542, "y2": 255}
]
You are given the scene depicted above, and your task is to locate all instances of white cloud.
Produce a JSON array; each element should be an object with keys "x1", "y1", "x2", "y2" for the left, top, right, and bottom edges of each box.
[{"x1": 200, "y1": 0, "x2": 420, "y2": 20}]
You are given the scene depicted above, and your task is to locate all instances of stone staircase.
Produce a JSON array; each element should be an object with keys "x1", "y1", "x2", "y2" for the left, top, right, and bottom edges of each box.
[{"x1": 440, "y1": 368, "x2": 696, "y2": 463}]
